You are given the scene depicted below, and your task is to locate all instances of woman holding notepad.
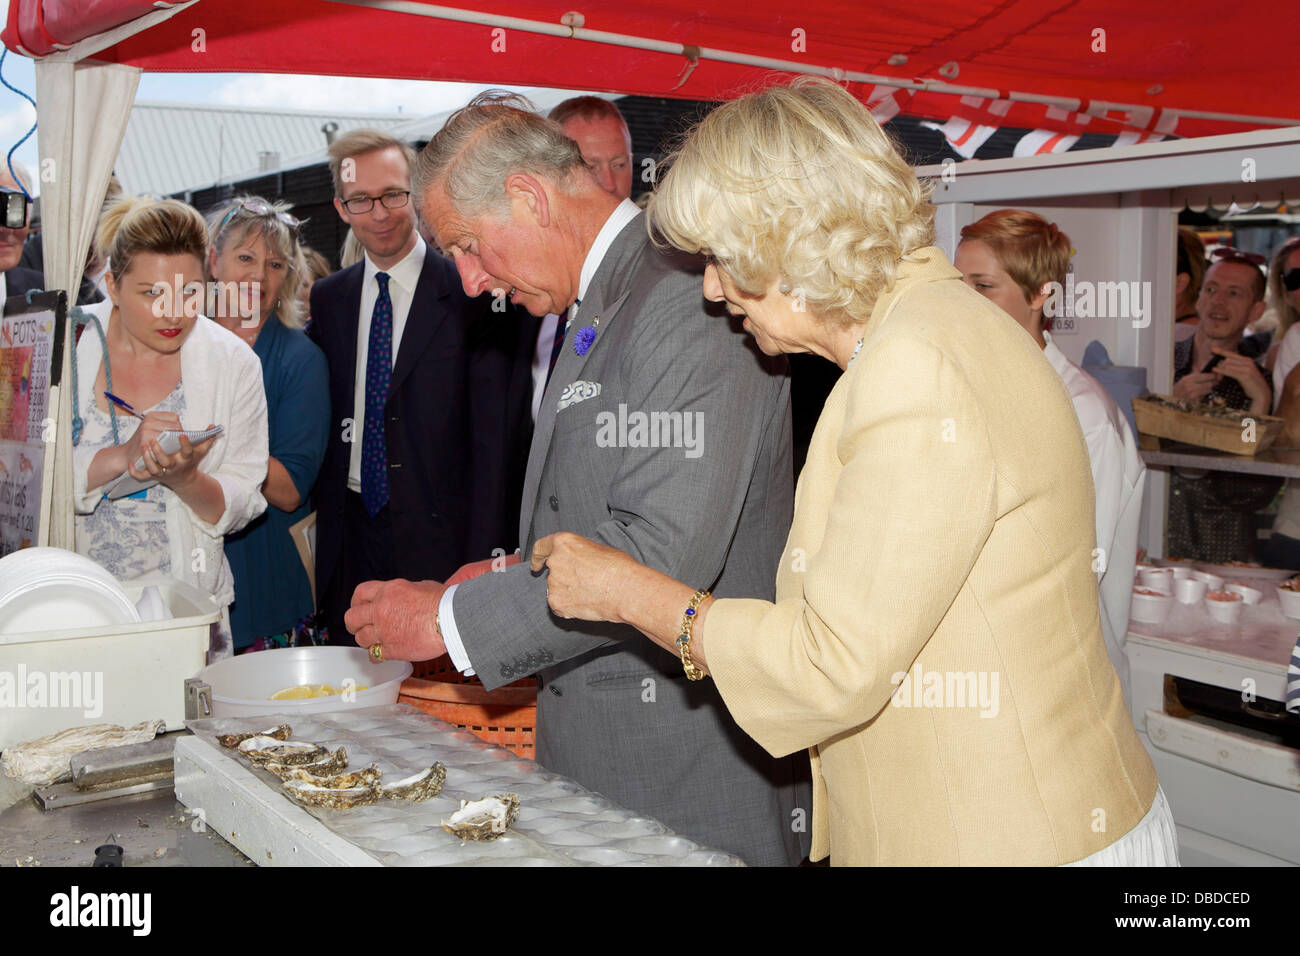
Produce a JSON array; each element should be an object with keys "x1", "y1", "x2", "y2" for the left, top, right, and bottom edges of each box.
[{"x1": 72, "y1": 197, "x2": 269, "y2": 660}]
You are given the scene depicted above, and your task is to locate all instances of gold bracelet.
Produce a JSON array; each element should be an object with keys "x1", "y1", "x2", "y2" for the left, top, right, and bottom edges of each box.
[{"x1": 676, "y1": 589, "x2": 710, "y2": 681}]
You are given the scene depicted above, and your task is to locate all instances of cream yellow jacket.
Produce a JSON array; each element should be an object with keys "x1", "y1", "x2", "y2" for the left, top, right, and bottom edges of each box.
[{"x1": 707, "y1": 248, "x2": 1157, "y2": 866}]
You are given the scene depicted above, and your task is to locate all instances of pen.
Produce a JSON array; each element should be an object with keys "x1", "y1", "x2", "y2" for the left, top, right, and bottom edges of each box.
[{"x1": 103, "y1": 391, "x2": 145, "y2": 420}]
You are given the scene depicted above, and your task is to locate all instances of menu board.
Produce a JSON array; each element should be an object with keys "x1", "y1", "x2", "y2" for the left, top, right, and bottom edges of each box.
[{"x1": 0, "y1": 298, "x2": 60, "y2": 557}]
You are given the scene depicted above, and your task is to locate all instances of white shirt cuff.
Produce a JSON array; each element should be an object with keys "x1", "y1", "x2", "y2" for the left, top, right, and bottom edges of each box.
[{"x1": 439, "y1": 584, "x2": 476, "y2": 677}]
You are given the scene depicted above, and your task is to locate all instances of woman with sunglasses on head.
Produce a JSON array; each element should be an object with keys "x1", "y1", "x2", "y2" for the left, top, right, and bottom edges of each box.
[
  {"x1": 205, "y1": 196, "x2": 330, "y2": 652},
  {"x1": 73, "y1": 197, "x2": 269, "y2": 661}
]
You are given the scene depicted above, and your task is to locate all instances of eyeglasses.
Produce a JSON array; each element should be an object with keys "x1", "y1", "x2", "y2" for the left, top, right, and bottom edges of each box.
[
  {"x1": 217, "y1": 198, "x2": 301, "y2": 240},
  {"x1": 1210, "y1": 246, "x2": 1266, "y2": 267},
  {"x1": 1283, "y1": 268, "x2": 1300, "y2": 292},
  {"x1": 339, "y1": 190, "x2": 411, "y2": 215}
]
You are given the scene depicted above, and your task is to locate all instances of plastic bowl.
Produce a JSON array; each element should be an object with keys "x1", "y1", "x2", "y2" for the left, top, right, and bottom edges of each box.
[
  {"x1": 198, "y1": 646, "x2": 413, "y2": 718},
  {"x1": 1190, "y1": 570, "x2": 1225, "y2": 590},
  {"x1": 1224, "y1": 581, "x2": 1263, "y2": 606},
  {"x1": 1175, "y1": 577, "x2": 1208, "y2": 604},
  {"x1": 1138, "y1": 568, "x2": 1174, "y2": 595}
]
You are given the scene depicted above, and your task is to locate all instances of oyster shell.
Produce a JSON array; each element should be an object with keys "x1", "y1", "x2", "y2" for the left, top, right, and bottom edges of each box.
[
  {"x1": 283, "y1": 763, "x2": 382, "y2": 790},
  {"x1": 379, "y1": 763, "x2": 446, "y2": 803},
  {"x1": 262, "y1": 747, "x2": 349, "y2": 780},
  {"x1": 217, "y1": 724, "x2": 292, "y2": 749},
  {"x1": 441, "y1": 794, "x2": 520, "y2": 841},
  {"x1": 281, "y1": 778, "x2": 380, "y2": 809},
  {"x1": 237, "y1": 737, "x2": 328, "y2": 766}
]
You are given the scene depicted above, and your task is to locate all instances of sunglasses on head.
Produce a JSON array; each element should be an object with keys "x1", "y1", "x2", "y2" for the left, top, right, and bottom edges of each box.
[
  {"x1": 1210, "y1": 246, "x2": 1266, "y2": 267},
  {"x1": 217, "y1": 198, "x2": 301, "y2": 240}
]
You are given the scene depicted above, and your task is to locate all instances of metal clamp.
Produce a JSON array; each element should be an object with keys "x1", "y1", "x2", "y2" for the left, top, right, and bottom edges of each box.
[{"x1": 185, "y1": 678, "x2": 212, "y2": 720}]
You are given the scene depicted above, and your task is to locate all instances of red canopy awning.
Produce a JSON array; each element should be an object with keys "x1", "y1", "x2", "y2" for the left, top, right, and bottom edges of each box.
[{"x1": 5, "y1": 0, "x2": 1299, "y2": 141}]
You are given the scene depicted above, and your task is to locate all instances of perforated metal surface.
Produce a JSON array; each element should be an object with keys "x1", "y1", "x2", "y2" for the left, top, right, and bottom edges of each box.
[{"x1": 184, "y1": 704, "x2": 743, "y2": 866}]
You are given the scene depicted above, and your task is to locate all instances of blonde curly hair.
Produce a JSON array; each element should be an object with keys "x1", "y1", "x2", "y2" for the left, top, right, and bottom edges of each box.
[{"x1": 647, "y1": 76, "x2": 934, "y2": 326}]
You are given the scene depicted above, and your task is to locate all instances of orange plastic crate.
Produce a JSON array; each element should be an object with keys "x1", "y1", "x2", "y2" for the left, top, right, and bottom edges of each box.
[{"x1": 398, "y1": 655, "x2": 538, "y2": 759}]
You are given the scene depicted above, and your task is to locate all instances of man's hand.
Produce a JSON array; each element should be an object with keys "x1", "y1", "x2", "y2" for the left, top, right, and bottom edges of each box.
[
  {"x1": 344, "y1": 578, "x2": 448, "y2": 661},
  {"x1": 1212, "y1": 348, "x2": 1271, "y2": 414},
  {"x1": 530, "y1": 532, "x2": 636, "y2": 623},
  {"x1": 445, "y1": 551, "x2": 521, "y2": 586},
  {"x1": 1172, "y1": 371, "x2": 1217, "y2": 404}
]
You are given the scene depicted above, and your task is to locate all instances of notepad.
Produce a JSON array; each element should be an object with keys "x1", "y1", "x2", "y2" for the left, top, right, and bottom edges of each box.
[{"x1": 103, "y1": 425, "x2": 225, "y2": 499}]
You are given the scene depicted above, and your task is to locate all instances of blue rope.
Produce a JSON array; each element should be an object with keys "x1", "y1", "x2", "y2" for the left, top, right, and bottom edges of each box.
[
  {"x1": 66, "y1": 305, "x2": 120, "y2": 448},
  {"x1": 0, "y1": 49, "x2": 37, "y2": 202}
]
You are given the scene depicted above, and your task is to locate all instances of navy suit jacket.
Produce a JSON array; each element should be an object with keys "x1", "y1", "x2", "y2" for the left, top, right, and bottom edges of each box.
[
  {"x1": 4, "y1": 265, "x2": 47, "y2": 303},
  {"x1": 308, "y1": 250, "x2": 534, "y2": 605}
]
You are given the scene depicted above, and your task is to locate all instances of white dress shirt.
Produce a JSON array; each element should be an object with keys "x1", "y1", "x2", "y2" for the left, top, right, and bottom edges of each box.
[
  {"x1": 1043, "y1": 331, "x2": 1146, "y2": 709},
  {"x1": 441, "y1": 198, "x2": 641, "y2": 675},
  {"x1": 347, "y1": 235, "x2": 428, "y2": 492}
]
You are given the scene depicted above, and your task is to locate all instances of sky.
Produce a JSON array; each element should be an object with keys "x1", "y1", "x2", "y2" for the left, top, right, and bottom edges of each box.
[{"x1": 0, "y1": 5, "x2": 556, "y2": 196}]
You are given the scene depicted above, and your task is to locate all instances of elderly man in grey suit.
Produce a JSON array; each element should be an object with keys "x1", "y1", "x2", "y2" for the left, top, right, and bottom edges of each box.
[{"x1": 345, "y1": 93, "x2": 808, "y2": 866}]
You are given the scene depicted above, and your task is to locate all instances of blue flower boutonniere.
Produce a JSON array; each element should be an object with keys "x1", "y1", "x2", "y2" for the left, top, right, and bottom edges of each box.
[{"x1": 573, "y1": 324, "x2": 597, "y2": 357}]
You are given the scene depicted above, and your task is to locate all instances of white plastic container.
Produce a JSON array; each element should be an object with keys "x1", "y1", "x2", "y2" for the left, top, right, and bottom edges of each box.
[
  {"x1": 1191, "y1": 570, "x2": 1225, "y2": 590},
  {"x1": 1175, "y1": 577, "x2": 1208, "y2": 605},
  {"x1": 196, "y1": 646, "x2": 412, "y2": 719},
  {"x1": 1139, "y1": 568, "x2": 1174, "y2": 595},
  {"x1": 0, "y1": 575, "x2": 218, "y2": 752},
  {"x1": 1276, "y1": 584, "x2": 1300, "y2": 619},
  {"x1": 1131, "y1": 588, "x2": 1173, "y2": 624},
  {"x1": 1224, "y1": 581, "x2": 1263, "y2": 605},
  {"x1": 1204, "y1": 590, "x2": 1244, "y2": 624}
]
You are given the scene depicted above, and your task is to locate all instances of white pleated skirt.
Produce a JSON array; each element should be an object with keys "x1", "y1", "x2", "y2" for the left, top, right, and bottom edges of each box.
[{"x1": 1065, "y1": 786, "x2": 1181, "y2": 866}]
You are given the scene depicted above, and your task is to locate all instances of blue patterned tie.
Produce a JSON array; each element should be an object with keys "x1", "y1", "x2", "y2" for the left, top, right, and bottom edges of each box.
[{"x1": 361, "y1": 272, "x2": 392, "y2": 517}]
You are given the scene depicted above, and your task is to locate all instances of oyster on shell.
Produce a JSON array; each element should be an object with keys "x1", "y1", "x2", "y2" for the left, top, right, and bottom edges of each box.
[
  {"x1": 379, "y1": 763, "x2": 446, "y2": 803},
  {"x1": 217, "y1": 724, "x2": 292, "y2": 749},
  {"x1": 262, "y1": 746, "x2": 349, "y2": 779},
  {"x1": 283, "y1": 763, "x2": 382, "y2": 790},
  {"x1": 441, "y1": 794, "x2": 520, "y2": 841},
  {"x1": 237, "y1": 737, "x2": 328, "y2": 766},
  {"x1": 281, "y1": 777, "x2": 380, "y2": 809}
]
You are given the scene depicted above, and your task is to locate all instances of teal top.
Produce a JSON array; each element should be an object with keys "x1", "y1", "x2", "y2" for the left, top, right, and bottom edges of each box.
[{"x1": 223, "y1": 314, "x2": 329, "y2": 647}]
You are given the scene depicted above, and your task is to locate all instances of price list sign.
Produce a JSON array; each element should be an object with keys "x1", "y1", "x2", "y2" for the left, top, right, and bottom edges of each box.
[{"x1": 0, "y1": 305, "x2": 57, "y2": 556}]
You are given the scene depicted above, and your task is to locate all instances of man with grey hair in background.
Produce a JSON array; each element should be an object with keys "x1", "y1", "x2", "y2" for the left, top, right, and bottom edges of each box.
[
  {"x1": 524, "y1": 96, "x2": 635, "y2": 420},
  {"x1": 344, "y1": 92, "x2": 810, "y2": 866}
]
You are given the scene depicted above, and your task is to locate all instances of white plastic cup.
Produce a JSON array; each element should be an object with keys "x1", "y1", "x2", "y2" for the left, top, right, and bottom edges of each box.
[
  {"x1": 1168, "y1": 566, "x2": 1193, "y2": 581},
  {"x1": 1224, "y1": 582, "x2": 1262, "y2": 606},
  {"x1": 1204, "y1": 590, "x2": 1244, "y2": 624},
  {"x1": 1130, "y1": 588, "x2": 1173, "y2": 624},
  {"x1": 1175, "y1": 578, "x2": 1208, "y2": 604},
  {"x1": 1277, "y1": 584, "x2": 1300, "y2": 619},
  {"x1": 1139, "y1": 568, "x2": 1174, "y2": 595}
]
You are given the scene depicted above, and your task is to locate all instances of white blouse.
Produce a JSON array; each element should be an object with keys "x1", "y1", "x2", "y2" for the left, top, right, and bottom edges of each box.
[{"x1": 72, "y1": 312, "x2": 269, "y2": 608}]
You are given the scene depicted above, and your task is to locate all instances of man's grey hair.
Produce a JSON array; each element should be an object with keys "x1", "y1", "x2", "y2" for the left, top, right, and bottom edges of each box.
[{"x1": 413, "y1": 90, "x2": 587, "y2": 219}]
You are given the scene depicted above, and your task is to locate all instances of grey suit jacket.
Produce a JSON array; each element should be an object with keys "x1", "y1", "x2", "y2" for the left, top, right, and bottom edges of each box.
[{"x1": 454, "y1": 214, "x2": 810, "y2": 865}]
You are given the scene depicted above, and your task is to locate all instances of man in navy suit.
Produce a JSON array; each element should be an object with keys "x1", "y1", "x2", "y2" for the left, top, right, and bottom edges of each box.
[{"x1": 309, "y1": 130, "x2": 532, "y2": 644}]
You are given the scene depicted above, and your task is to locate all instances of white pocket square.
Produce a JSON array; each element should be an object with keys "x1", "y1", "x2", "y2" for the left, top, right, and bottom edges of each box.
[{"x1": 557, "y1": 380, "x2": 602, "y2": 412}]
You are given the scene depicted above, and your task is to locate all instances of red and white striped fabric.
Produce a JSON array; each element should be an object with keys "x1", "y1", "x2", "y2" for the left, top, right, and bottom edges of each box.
[{"x1": 921, "y1": 96, "x2": 1013, "y2": 158}]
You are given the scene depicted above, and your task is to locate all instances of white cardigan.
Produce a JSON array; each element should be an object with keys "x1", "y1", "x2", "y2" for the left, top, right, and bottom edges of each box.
[{"x1": 73, "y1": 312, "x2": 269, "y2": 608}]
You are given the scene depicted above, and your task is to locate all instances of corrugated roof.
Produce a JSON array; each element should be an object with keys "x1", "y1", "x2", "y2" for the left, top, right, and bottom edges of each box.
[
  {"x1": 203, "y1": 88, "x2": 616, "y2": 188},
  {"x1": 115, "y1": 101, "x2": 409, "y2": 197}
]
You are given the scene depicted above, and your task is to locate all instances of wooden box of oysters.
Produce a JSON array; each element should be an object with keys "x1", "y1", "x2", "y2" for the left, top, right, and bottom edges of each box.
[{"x1": 1132, "y1": 394, "x2": 1285, "y2": 456}]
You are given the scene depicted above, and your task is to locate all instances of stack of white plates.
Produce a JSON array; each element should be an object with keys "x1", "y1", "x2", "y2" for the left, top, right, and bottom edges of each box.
[{"x1": 0, "y1": 547, "x2": 141, "y2": 637}]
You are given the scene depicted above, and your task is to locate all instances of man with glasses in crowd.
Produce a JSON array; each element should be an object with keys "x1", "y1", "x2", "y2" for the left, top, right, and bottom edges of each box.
[{"x1": 310, "y1": 129, "x2": 532, "y2": 645}]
